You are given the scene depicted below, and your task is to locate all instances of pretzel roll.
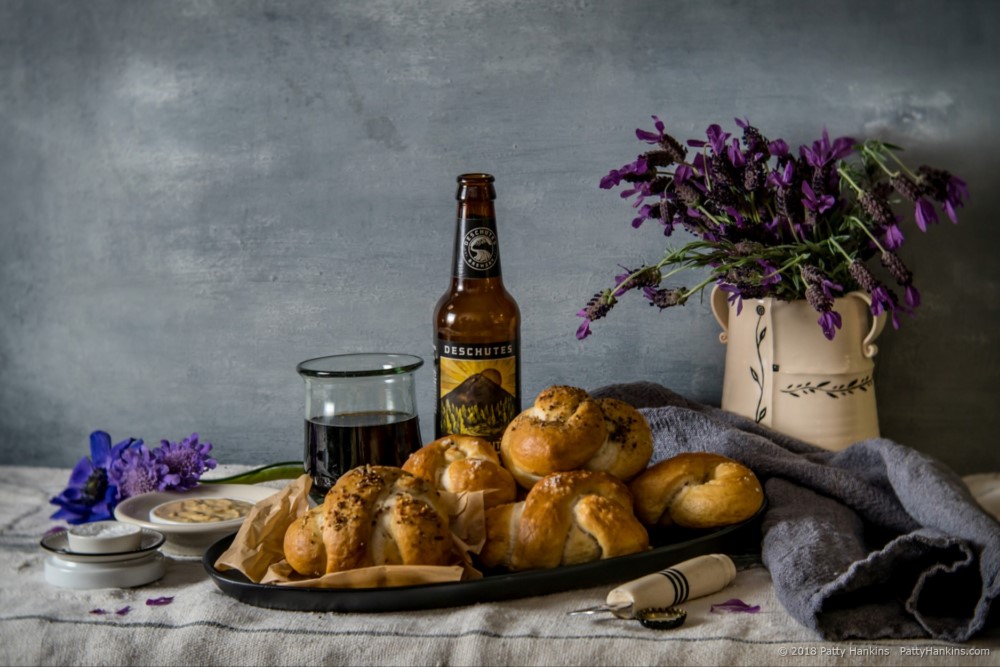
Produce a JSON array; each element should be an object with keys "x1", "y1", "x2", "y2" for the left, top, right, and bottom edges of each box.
[
  {"x1": 582, "y1": 397, "x2": 653, "y2": 481},
  {"x1": 283, "y1": 465, "x2": 455, "y2": 577},
  {"x1": 629, "y1": 453, "x2": 764, "y2": 529},
  {"x1": 402, "y1": 434, "x2": 517, "y2": 508},
  {"x1": 479, "y1": 470, "x2": 649, "y2": 571},
  {"x1": 499, "y1": 385, "x2": 612, "y2": 489}
]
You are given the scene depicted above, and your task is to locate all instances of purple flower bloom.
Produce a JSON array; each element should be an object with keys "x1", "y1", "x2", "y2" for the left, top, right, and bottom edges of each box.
[
  {"x1": 155, "y1": 433, "x2": 217, "y2": 491},
  {"x1": 724, "y1": 207, "x2": 746, "y2": 228},
  {"x1": 710, "y1": 598, "x2": 761, "y2": 614},
  {"x1": 767, "y1": 161, "x2": 794, "y2": 189},
  {"x1": 110, "y1": 443, "x2": 169, "y2": 499},
  {"x1": 631, "y1": 204, "x2": 653, "y2": 229},
  {"x1": 575, "y1": 312, "x2": 593, "y2": 340},
  {"x1": 905, "y1": 285, "x2": 921, "y2": 308},
  {"x1": 674, "y1": 164, "x2": 695, "y2": 184},
  {"x1": 800, "y1": 127, "x2": 855, "y2": 168},
  {"x1": 768, "y1": 139, "x2": 790, "y2": 157},
  {"x1": 818, "y1": 310, "x2": 843, "y2": 340},
  {"x1": 50, "y1": 432, "x2": 139, "y2": 525},
  {"x1": 944, "y1": 174, "x2": 969, "y2": 223},
  {"x1": 688, "y1": 124, "x2": 731, "y2": 154},
  {"x1": 727, "y1": 139, "x2": 746, "y2": 168},
  {"x1": 146, "y1": 596, "x2": 174, "y2": 606},
  {"x1": 870, "y1": 286, "x2": 901, "y2": 329},
  {"x1": 801, "y1": 182, "x2": 835, "y2": 215},
  {"x1": 717, "y1": 281, "x2": 745, "y2": 315},
  {"x1": 883, "y1": 223, "x2": 905, "y2": 250},
  {"x1": 914, "y1": 198, "x2": 938, "y2": 232},
  {"x1": 757, "y1": 260, "x2": 782, "y2": 287},
  {"x1": 635, "y1": 115, "x2": 666, "y2": 144},
  {"x1": 600, "y1": 155, "x2": 649, "y2": 190}
]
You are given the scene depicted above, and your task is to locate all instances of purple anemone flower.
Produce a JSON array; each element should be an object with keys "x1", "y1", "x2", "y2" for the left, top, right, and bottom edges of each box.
[
  {"x1": 50, "y1": 432, "x2": 139, "y2": 525},
  {"x1": 155, "y1": 433, "x2": 217, "y2": 491}
]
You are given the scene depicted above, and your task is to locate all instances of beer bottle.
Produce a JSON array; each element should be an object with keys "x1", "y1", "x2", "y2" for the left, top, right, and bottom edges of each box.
[{"x1": 433, "y1": 173, "x2": 521, "y2": 450}]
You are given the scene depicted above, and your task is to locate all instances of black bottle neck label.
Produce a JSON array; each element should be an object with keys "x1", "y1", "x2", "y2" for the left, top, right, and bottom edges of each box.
[{"x1": 454, "y1": 216, "x2": 502, "y2": 279}]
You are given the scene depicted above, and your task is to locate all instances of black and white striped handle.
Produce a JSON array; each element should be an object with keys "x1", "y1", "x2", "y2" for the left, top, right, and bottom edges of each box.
[{"x1": 605, "y1": 554, "x2": 737, "y2": 617}]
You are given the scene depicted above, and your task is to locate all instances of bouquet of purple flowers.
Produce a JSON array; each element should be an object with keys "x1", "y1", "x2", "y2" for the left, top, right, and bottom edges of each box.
[
  {"x1": 50, "y1": 431, "x2": 216, "y2": 524},
  {"x1": 577, "y1": 116, "x2": 968, "y2": 340}
]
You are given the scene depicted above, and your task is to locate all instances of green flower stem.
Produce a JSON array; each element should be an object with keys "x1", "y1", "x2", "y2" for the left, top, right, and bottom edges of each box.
[
  {"x1": 681, "y1": 274, "x2": 717, "y2": 300},
  {"x1": 847, "y1": 215, "x2": 886, "y2": 254},
  {"x1": 883, "y1": 148, "x2": 920, "y2": 181},
  {"x1": 837, "y1": 167, "x2": 865, "y2": 195},
  {"x1": 861, "y1": 143, "x2": 898, "y2": 178},
  {"x1": 202, "y1": 461, "x2": 304, "y2": 485},
  {"x1": 828, "y1": 236, "x2": 855, "y2": 262}
]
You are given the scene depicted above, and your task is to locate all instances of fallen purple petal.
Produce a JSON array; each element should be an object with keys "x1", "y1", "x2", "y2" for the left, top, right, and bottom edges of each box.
[
  {"x1": 146, "y1": 596, "x2": 174, "y2": 606},
  {"x1": 710, "y1": 598, "x2": 761, "y2": 614},
  {"x1": 44, "y1": 526, "x2": 67, "y2": 537},
  {"x1": 90, "y1": 608, "x2": 108, "y2": 615},
  {"x1": 115, "y1": 606, "x2": 132, "y2": 616}
]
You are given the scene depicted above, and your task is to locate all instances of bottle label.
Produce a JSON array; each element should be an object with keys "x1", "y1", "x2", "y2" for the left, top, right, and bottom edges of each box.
[
  {"x1": 435, "y1": 338, "x2": 520, "y2": 447},
  {"x1": 455, "y1": 218, "x2": 501, "y2": 279}
]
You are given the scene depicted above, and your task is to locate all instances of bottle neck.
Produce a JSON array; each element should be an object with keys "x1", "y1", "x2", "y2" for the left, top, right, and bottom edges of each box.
[{"x1": 451, "y1": 203, "x2": 503, "y2": 281}]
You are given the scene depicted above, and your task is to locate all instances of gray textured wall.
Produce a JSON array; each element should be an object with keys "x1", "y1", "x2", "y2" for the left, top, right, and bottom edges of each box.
[{"x1": 2, "y1": 1, "x2": 998, "y2": 475}]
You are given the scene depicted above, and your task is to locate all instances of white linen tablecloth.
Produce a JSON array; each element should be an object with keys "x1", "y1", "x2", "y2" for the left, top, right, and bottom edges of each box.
[{"x1": 2, "y1": 465, "x2": 997, "y2": 666}]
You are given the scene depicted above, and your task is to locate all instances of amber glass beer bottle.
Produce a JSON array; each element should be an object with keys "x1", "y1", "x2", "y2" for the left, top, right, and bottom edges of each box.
[{"x1": 433, "y1": 173, "x2": 521, "y2": 449}]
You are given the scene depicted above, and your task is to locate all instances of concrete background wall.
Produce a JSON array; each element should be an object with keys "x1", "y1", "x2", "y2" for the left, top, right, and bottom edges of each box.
[{"x1": 2, "y1": 0, "x2": 997, "y2": 474}]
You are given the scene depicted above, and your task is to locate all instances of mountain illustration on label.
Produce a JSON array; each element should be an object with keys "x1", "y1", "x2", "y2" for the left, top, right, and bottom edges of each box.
[{"x1": 438, "y1": 370, "x2": 516, "y2": 439}]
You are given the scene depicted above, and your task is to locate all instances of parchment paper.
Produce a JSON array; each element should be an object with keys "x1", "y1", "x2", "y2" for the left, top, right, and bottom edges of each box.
[{"x1": 213, "y1": 474, "x2": 485, "y2": 588}]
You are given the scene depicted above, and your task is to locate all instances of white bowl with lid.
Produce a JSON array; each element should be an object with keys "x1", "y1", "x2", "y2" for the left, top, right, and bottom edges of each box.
[{"x1": 114, "y1": 484, "x2": 278, "y2": 556}]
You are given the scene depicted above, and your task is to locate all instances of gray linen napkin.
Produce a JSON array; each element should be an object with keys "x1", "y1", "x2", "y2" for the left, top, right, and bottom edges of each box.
[{"x1": 591, "y1": 381, "x2": 999, "y2": 642}]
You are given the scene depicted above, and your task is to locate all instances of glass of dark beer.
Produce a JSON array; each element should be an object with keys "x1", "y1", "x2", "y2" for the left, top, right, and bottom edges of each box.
[{"x1": 296, "y1": 353, "x2": 423, "y2": 500}]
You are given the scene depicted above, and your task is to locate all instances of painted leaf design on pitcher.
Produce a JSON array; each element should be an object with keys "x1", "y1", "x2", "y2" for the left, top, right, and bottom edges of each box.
[{"x1": 781, "y1": 376, "x2": 873, "y2": 398}]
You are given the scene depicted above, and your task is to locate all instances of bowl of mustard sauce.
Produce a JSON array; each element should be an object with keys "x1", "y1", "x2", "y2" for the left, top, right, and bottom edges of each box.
[{"x1": 114, "y1": 484, "x2": 279, "y2": 556}]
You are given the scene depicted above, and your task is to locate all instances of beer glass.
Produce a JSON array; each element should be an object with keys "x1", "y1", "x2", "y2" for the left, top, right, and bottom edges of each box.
[{"x1": 297, "y1": 353, "x2": 423, "y2": 499}]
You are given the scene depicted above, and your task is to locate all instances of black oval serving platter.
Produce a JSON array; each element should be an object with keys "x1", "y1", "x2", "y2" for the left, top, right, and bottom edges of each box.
[{"x1": 202, "y1": 499, "x2": 765, "y2": 614}]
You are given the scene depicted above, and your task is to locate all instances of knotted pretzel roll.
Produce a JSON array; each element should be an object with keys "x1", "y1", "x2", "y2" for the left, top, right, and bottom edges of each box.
[
  {"x1": 402, "y1": 434, "x2": 517, "y2": 508},
  {"x1": 479, "y1": 470, "x2": 649, "y2": 571},
  {"x1": 283, "y1": 465, "x2": 455, "y2": 577},
  {"x1": 499, "y1": 386, "x2": 653, "y2": 489},
  {"x1": 629, "y1": 452, "x2": 764, "y2": 529}
]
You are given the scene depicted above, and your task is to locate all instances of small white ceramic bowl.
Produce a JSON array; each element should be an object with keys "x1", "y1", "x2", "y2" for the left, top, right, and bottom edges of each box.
[
  {"x1": 67, "y1": 521, "x2": 143, "y2": 554},
  {"x1": 114, "y1": 484, "x2": 278, "y2": 557}
]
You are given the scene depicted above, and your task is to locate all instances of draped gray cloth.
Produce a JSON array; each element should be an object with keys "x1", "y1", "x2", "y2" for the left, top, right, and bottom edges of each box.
[{"x1": 591, "y1": 381, "x2": 1000, "y2": 642}]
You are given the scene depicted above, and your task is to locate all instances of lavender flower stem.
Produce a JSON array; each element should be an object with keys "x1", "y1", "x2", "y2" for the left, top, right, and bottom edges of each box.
[
  {"x1": 847, "y1": 215, "x2": 887, "y2": 254},
  {"x1": 860, "y1": 143, "x2": 898, "y2": 179},
  {"x1": 837, "y1": 167, "x2": 865, "y2": 195}
]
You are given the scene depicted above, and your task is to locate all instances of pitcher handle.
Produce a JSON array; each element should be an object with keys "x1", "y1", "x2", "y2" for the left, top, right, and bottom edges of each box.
[
  {"x1": 710, "y1": 284, "x2": 729, "y2": 344},
  {"x1": 845, "y1": 291, "x2": 886, "y2": 358}
]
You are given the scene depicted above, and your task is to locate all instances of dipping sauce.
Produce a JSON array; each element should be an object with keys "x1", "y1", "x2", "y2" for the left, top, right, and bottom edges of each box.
[{"x1": 151, "y1": 498, "x2": 254, "y2": 524}]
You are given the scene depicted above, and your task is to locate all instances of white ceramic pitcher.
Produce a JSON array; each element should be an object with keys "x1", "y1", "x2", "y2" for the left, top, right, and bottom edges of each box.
[{"x1": 710, "y1": 285, "x2": 886, "y2": 451}]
